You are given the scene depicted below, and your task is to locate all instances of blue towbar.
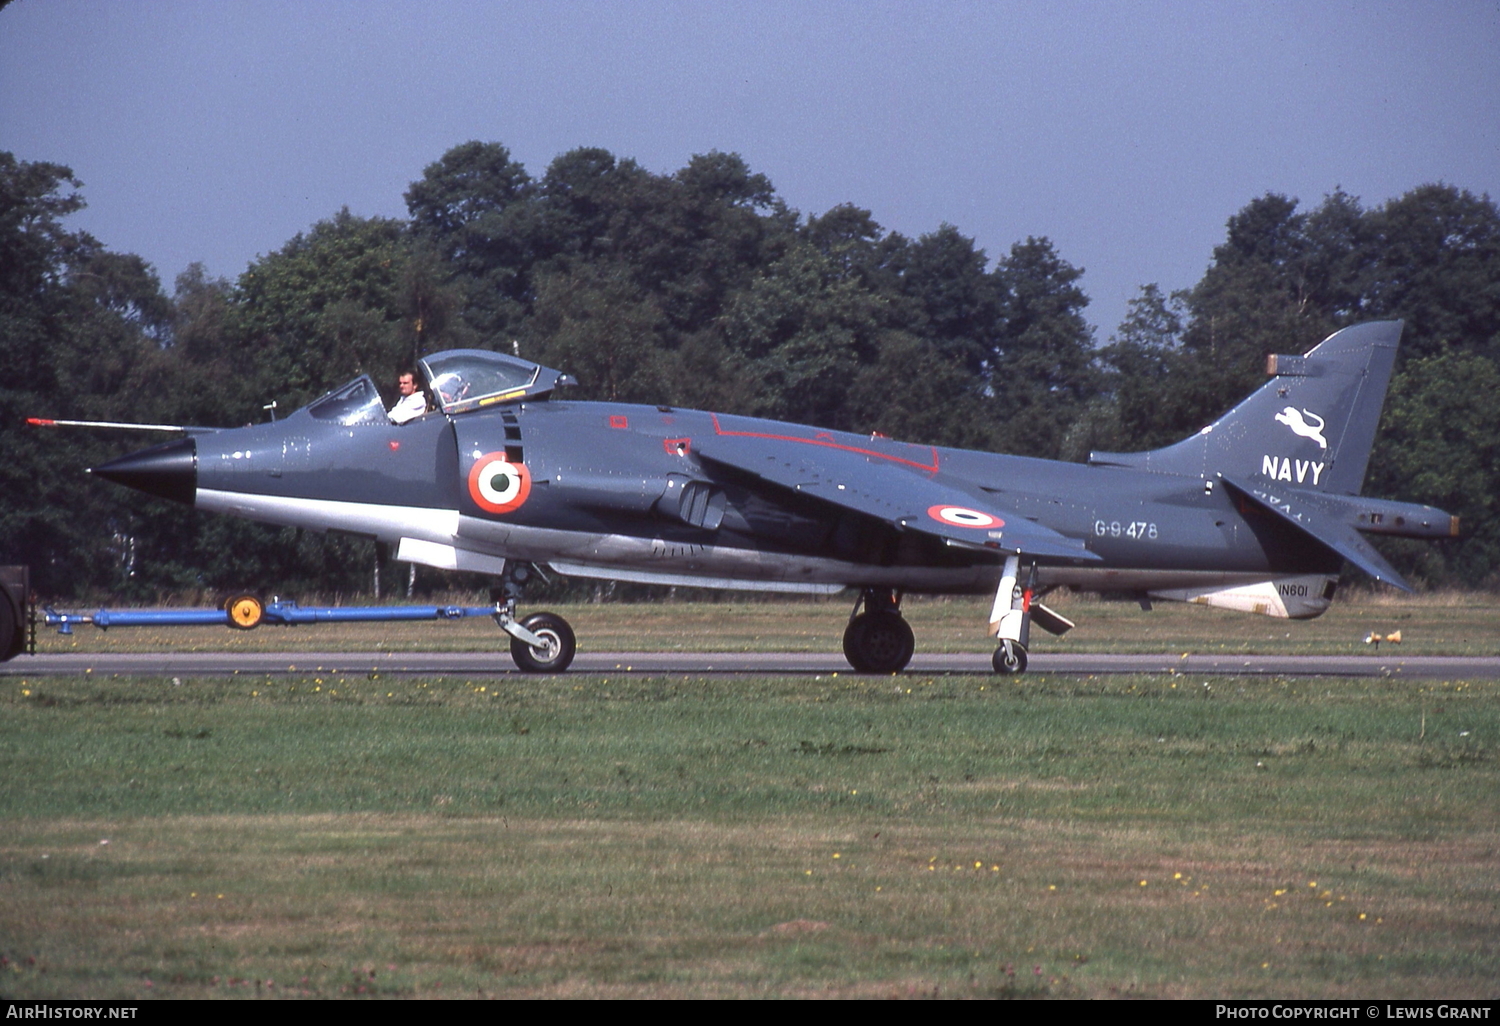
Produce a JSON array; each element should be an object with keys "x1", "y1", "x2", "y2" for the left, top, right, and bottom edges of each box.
[
  {"x1": 255, "y1": 602, "x2": 499, "y2": 625},
  {"x1": 43, "y1": 599, "x2": 502, "y2": 635}
]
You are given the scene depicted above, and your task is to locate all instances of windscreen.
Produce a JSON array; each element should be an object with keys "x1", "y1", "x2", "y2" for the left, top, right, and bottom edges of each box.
[{"x1": 305, "y1": 376, "x2": 388, "y2": 426}]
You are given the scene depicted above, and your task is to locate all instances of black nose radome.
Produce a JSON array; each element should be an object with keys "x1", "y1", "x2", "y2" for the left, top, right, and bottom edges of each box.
[{"x1": 91, "y1": 437, "x2": 198, "y2": 505}]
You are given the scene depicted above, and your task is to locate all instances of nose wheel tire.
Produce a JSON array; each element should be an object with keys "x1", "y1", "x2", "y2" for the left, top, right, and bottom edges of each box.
[
  {"x1": 843, "y1": 610, "x2": 915, "y2": 673},
  {"x1": 510, "y1": 611, "x2": 576, "y2": 673},
  {"x1": 992, "y1": 641, "x2": 1028, "y2": 675},
  {"x1": 224, "y1": 594, "x2": 265, "y2": 630}
]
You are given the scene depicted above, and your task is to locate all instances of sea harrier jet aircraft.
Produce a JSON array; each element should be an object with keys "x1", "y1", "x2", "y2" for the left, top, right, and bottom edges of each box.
[{"x1": 45, "y1": 320, "x2": 1456, "y2": 674}]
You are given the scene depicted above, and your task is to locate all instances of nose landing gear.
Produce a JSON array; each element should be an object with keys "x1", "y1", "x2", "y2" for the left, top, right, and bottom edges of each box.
[
  {"x1": 509, "y1": 611, "x2": 576, "y2": 673},
  {"x1": 492, "y1": 562, "x2": 577, "y2": 673}
]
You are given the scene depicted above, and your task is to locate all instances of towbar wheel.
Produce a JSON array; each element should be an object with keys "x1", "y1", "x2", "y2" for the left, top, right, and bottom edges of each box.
[{"x1": 225, "y1": 594, "x2": 265, "y2": 630}]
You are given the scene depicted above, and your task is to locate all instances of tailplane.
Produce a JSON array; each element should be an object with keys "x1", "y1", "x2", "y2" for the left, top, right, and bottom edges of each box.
[{"x1": 1090, "y1": 320, "x2": 1402, "y2": 495}]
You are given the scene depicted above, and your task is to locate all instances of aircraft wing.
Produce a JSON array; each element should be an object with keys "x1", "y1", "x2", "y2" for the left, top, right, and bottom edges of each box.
[
  {"x1": 695, "y1": 433, "x2": 1100, "y2": 563},
  {"x1": 1221, "y1": 475, "x2": 1413, "y2": 591}
]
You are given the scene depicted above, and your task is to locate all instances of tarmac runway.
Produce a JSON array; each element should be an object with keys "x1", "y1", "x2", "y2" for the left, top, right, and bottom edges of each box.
[{"x1": 4, "y1": 650, "x2": 1497, "y2": 678}]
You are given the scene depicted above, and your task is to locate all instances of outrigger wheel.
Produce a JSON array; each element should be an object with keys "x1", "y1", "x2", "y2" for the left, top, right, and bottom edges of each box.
[
  {"x1": 843, "y1": 588, "x2": 915, "y2": 673},
  {"x1": 992, "y1": 640, "x2": 1027, "y2": 675},
  {"x1": 224, "y1": 593, "x2": 265, "y2": 630},
  {"x1": 988, "y1": 555, "x2": 1038, "y2": 675}
]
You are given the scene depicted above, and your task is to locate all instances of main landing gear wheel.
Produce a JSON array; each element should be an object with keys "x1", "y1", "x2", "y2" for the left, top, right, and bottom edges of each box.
[
  {"x1": 224, "y1": 593, "x2": 264, "y2": 630},
  {"x1": 843, "y1": 610, "x2": 915, "y2": 673},
  {"x1": 510, "y1": 611, "x2": 576, "y2": 673},
  {"x1": 992, "y1": 640, "x2": 1027, "y2": 675},
  {"x1": 0, "y1": 596, "x2": 14, "y2": 661}
]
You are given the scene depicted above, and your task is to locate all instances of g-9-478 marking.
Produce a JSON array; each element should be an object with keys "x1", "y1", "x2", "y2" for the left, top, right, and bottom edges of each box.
[{"x1": 1095, "y1": 520, "x2": 1158, "y2": 540}]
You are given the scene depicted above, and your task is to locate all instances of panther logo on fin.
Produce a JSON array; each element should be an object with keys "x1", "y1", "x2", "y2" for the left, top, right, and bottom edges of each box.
[{"x1": 1274, "y1": 407, "x2": 1327, "y2": 449}]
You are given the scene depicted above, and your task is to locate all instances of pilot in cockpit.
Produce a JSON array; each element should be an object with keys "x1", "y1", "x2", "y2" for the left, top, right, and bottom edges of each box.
[{"x1": 388, "y1": 370, "x2": 429, "y2": 424}]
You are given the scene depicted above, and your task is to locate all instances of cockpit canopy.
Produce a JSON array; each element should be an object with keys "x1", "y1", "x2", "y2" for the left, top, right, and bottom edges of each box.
[
  {"x1": 419, "y1": 349, "x2": 574, "y2": 414},
  {"x1": 299, "y1": 350, "x2": 574, "y2": 426}
]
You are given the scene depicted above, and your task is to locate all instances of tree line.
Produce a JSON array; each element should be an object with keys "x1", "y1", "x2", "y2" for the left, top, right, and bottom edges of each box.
[{"x1": 2, "y1": 145, "x2": 1497, "y2": 599}]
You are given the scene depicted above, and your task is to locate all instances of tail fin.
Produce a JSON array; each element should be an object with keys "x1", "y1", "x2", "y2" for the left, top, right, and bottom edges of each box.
[{"x1": 1089, "y1": 320, "x2": 1402, "y2": 495}]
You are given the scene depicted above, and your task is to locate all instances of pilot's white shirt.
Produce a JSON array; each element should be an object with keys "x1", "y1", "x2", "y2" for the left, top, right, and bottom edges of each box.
[{"x1": 388, "y1": 391, "x2": 428, "y2": 424}]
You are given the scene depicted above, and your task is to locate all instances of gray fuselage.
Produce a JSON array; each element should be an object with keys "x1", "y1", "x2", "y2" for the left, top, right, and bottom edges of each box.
[{"x1": 186, "y1": 392, "x2": 1336, "y2": 596}]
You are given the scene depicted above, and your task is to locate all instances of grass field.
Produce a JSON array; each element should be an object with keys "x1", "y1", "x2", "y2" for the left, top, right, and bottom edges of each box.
[{"x1": 3, "y1": 594, "x2": 1497, "y2": 998}]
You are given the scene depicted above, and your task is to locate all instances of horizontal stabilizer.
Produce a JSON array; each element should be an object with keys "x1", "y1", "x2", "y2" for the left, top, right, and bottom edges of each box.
[
  {"x1": 696, "y1": 433, "x2": 1099, "y2": 563},
  {"x1": 1221, "y1": 476, "x2": 1412, "y2": 591}
]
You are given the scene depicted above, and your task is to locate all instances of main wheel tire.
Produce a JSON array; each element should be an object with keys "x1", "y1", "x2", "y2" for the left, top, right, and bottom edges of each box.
[
  {"x1": 842, "y1": 610, "x2": 915, "y2": 673},
  {"x1": 992, "y1": 640, "x2": 1028, "y2": 675},
  {"x1": 224, "y1": 593, "x2": 264, "y2": 630},
  {"x1": 0, "y1": 594, "x2": 15, "y2": 662},
  {"x1": 510, "y1": 611, "x2": 576, "y2": 673}
]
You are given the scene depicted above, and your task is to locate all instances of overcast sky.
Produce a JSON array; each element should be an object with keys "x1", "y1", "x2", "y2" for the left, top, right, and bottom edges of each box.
[{"x1": 3, "y1": 0, "x2": 1497, "y2": 338}]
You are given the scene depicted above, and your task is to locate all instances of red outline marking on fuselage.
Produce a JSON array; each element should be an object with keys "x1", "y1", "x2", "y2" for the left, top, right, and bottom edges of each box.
[{"x1": 710, "y1": 414, "x2": 940, "y2": 472}]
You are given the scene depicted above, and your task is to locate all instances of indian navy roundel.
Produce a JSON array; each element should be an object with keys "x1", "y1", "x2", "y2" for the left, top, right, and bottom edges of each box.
[
  {"x1": 468, "y1": 452, "x2": 532, "y2": 514},
  {"x1": 927, "y1": 504, "x2": 1003, "y2": 529}
]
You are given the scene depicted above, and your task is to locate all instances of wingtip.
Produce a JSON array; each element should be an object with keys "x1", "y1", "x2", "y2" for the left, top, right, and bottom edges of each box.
[{"x1": 1381, "y1": 571, "x2": 1415, "y2": 594}]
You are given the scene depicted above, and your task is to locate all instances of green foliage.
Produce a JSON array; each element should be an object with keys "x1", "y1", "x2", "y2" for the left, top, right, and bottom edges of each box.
[
  {"x1": 1168, "y1": 195, "x2": 1338, "y2": 429},
  {"x1": 988, "y1": 237, "x2": 1098, "y2": 457},
  {"x1": 230, "y1": 208, "x2": 411, "y2": 411},
  {"x1": 884, "y1": 222, "x2": 999, "y2": 375},
  {"x1": 405, "y1": 141, "x2": 536, "y2": 341},
  {"x1": 720, "y1": 240, "x2": 885, "y2": 428},
  {"x1": 1090, "y1": 283, "x2": 1185, "y2": 453},
  {"x1": 0, "y1": 153, "x2": 85, "y2": 312},
  {"x1": 1360, "y1": 185, "x2": 1500, "y2": 362},
  {"x1": 0, "y1": 155, "x2": 177, "y2": 596},
  {"x1": 405, "y1": 140, "x2": 534, "y2": 243},
  {"x1": 845, "y1": 332, "x2": 1000, "y2": 450},
  {"x1": 1368, "y1": 349, "x2": 1500, "y2": 586},
  {"x1": 527, "y1": 262, "x2": 672, "y2": 403}
]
